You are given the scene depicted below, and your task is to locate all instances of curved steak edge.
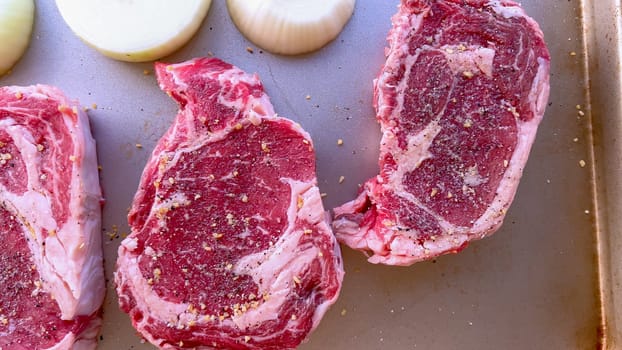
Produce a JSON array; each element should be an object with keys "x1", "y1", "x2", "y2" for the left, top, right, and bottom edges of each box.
[
  {"x1": 333, "y1": 0, "x2": 551, "y2": 266},
  {"x1": 0, "y1": 85, "x2": 104, "y2": 349},
  {"x1": 116, "y1": 57, "x2": 343, "y2": 350}
]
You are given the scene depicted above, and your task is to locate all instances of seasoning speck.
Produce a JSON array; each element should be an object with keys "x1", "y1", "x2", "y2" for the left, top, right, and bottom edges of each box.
[
  {"x1": 246, "y1": 46, "x2": 254, "y2": 54},
  {"x1": 507, "y1": 106, "x2": 520, "y2": 118},
  {"x1": 338, "y1": 176, "x2": 345, "y2": 184},
  {"x1": 337, "y1": 139, "x2": 344, "y2": 146},
  {"x1": 0, "y1": 153, "x2": 12, "y2": 165},
  {"x1": 579, "y1": 160, "x2": 586, "y2": 168}
]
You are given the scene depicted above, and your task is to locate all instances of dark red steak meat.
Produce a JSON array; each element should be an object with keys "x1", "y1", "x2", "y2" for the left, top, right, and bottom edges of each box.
[
  {"x1": 0, "y1": 85, "x2": 104, "y2": 349},
  {"x1": 333, "y1": 0, "x2": 551, "y2": 265},
  {"x1": 115, "y1": 57, "x2": 344, "y2": 350}
]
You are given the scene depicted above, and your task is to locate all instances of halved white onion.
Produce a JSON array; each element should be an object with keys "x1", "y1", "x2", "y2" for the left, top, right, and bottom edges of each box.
[
  {"x1": 55, "y1": 0, "x2": 212, "y2": 62},
  {"x1": 0, "y1": 0, "x2": 34, "y2": 76},
  {"x1": 227, "y1": 0, "x2": 355, "y2": 55}
]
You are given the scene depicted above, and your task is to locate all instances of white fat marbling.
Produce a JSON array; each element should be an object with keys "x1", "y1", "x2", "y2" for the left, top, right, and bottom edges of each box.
[{"x1": 0, "y1": 86, "x2": 104, "y2": 320}]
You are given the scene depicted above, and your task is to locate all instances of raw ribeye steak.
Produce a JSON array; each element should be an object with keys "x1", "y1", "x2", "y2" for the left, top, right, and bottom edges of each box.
[
  {"x1": 115, "y1": 57, "x2": 344, "y2": 350},
  {"x1": 333, "y1": 0, "x2": 550, "y2": 266},
  {"x1": 0, "y1": 85, "x2": 105, "y2": 349}
]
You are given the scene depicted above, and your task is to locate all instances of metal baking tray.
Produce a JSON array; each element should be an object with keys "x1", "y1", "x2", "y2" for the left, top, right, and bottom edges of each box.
[{"x1": 1, "y1": 0, "x2": 611, "y2": 348}]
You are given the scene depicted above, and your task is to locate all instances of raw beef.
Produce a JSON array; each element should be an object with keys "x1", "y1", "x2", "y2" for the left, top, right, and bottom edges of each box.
[
  {"x1": 115, "y1": 57, "x2": 343, "y2": 350},
  {"x1": 0, "y1": 85, "x2": 105, "y2": 349},
  {"x1": 333, "y1": 0, "x2": 550, "y2": 266}
]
